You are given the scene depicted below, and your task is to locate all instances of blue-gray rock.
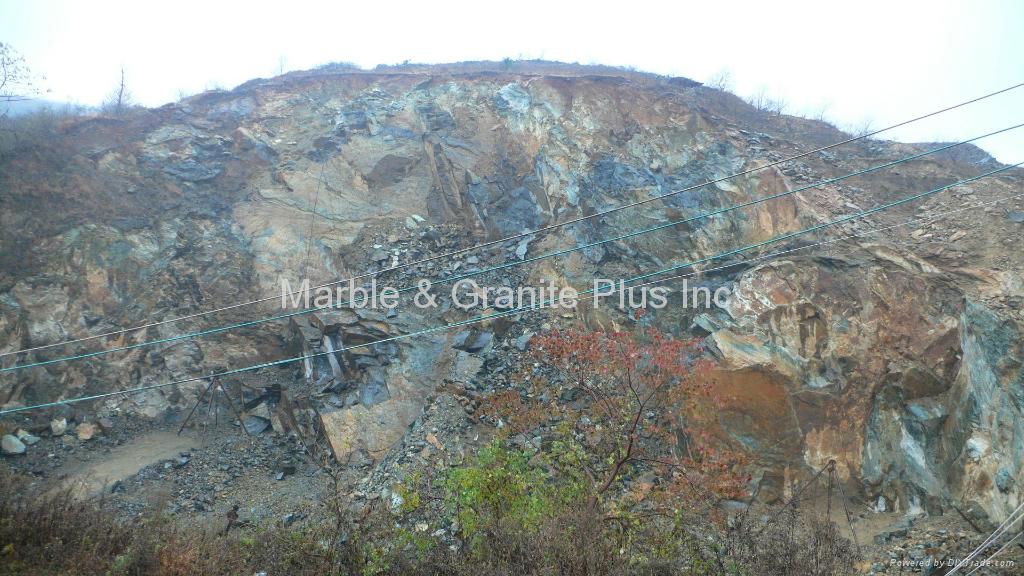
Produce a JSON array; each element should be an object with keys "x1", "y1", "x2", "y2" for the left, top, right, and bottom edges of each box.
[
  {"x1": 515, "y1": 332, "x2": 533, "y2": 352},
  {"x1": 453, "y1": 330, "x2": 493, "y2": 353},
  {"x1": 2, "y1": 434, "x2": 26, "y2": 455},
  {"x1": 995, "y1": 467, "x2": 1015, "y2": 493},
  {"x1": 162, "y1": 159, "x2": 223, "y2": 182},
  {"x1": 359, "y1": 367, "x2": 391, "y2": 406},
  {"x1": 243, "y1": 416, "x2": 270, "y2": 435}
]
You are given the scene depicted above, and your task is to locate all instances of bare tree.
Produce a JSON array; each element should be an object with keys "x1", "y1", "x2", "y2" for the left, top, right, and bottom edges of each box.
[
  {"x1": 707, "y1": 68, "x2": 734, "y2": 92},
  {"x1": 812, "y1": 101, "x2": 832, "y2": 122},
  {"x1": 102, "y1": 67, "x2": 133, "y2": 116},
  {"x1": 850, "y1": 116, "x2": 875, "y2": 138},
  {"x1": 0, "y1": 43, "x2": 44, "y2": 157},
  {"x1": 0, "y1": 43, "x2": 38, "y2": 116},
  {"x1": 747, "y1": 87, "x2": 787, "y2": 116},
  {"x1": 764, "y1": 96, "x2": 787, "y2": 116},
  {"x1": 747, "y1": 87, "x2": 769, "y2": 111}
]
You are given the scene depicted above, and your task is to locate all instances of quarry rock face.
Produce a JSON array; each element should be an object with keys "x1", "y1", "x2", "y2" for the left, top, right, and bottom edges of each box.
[
  {"x1": 709, "y1": 255, "x2": 1023, "y2": 522},
  {"x1": 1, "y1": 62, "x2": 1022, "y2": 524}
]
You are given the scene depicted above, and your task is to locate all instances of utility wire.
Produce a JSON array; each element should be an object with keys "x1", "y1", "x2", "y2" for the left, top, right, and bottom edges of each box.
[
  {"x1": 1, "y1": 163, "x2": 1015, "y2": 416},
  {"x1": 948, "y1": 502, "x2": 1024, "y2": 575},
  {"x1": 4, "y1": 124, "x2": 1020, "y2": 373},
  {"x1": 3, "y1": 81, "x2": 1021, "y2": 361},
  {"x1": 627, "y1": 189, "x2": 1024, "y2": 294},
  {"x1": 964, "y1": 530, "x2": 1023, "y2": 576}
]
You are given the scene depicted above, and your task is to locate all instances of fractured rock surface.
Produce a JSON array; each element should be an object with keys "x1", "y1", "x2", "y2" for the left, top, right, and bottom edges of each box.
[{"x1": 1, "y1": 62, "x2": 1022, "y2": 528}]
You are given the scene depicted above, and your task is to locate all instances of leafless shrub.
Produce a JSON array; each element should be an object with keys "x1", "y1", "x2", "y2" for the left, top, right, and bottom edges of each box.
[
  {"x1": 0, "y1": 104, "x2": 85, "y2": 158},
  {"x1": 746, "y1": 87, "x2": 788, "y2": 116},
  {"x1": 707, "y1": 68, "x2": 734, "y2": 92},
  {"x1": 849, "y1": 117, "x2": 876, "y2": 138},
  {"x1": 807, "y1": 101, "x2": 831, "y2": 122},
  {"x1": 765, "y1": 97, "x2": 787, "y2": 116},
  {"x1": 719, "y1": 508, "x2": 861, "y2": 576}
]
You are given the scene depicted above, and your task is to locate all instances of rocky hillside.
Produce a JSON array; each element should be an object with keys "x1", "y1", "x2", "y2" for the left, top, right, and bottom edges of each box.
[{"x1": 1, "y1": 61, "x2": 1022, "y2": 532}]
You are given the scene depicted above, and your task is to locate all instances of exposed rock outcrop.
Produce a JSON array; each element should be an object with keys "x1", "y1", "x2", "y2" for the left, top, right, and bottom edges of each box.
[{"x1": 1, "y1": 61, "x2": 1021, "y2": 526}]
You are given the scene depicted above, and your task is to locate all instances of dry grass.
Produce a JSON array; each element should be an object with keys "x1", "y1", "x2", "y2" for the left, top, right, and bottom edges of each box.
[
  {"x1": 1, "y1": 464, "x2": 857, "y2": 576},
  {"x1": 0, "y1": 467, "x2": 334, "y2": 575}
]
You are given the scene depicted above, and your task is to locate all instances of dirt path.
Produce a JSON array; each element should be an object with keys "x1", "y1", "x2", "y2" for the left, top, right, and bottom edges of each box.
[{"x1": 56, "y1": 431, "x2": 203, "y2": 497}]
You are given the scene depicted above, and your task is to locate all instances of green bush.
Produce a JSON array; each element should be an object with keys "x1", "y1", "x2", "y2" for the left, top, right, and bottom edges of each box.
[{"x1": 445, "y1": 441, "x2": 566, "y2": 551}]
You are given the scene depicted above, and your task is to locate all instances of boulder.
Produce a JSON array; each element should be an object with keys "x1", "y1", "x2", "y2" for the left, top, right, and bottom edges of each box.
[
  {"x1": 2, "y1": 434, "x2": 26, "y2": 455},
  {"x1": 320, "y1": 399, "x2": 416, "y2": 462}
]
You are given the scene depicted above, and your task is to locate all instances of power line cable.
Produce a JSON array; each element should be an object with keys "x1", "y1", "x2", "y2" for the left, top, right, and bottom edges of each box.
[
  {"x1": 964, "y1": 530, "x2": 1023, "y2": 576},
  {"x1": 949, "y1": 503, "x2": 1024, "y2": 574},
  {"x1": 4, "y1": 81, "x2": 1021, "y2": 360},
  {"x1": 5, "y1": 124, "x2": 1020, "y2": 373},
  {"x1": 947, "y1": 502, "x2": 1024, "y2": 575},
  {"x1": 627, "y1": 189, "x2": 1024, "y2": 294},
  {"x1": 1, "y1": 162, "x2": 1015, "y2": 416}
]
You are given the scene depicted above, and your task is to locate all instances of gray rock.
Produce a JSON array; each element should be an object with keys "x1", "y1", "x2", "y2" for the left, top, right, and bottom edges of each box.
[
  {"x1": 1008, "y1": 211, "x2": 1024, "y2": 223},
  {"x1": 453, "y1": 330, "x2": 493, "y2": 353},
  {"x1": 243, "y1": 416, "x2": 271, "y2": 435},
  {"x1": 873, "y1": 524, "x2": 909, "y2": 545},
  {"x1": 162, "y1": 159, "x2": 223, "y2": 182},
  {"x1": 2, "y1": 434, "x2": 26, "y2": 455},
  {"x1": 359, "y1": 367, "x2": 391, "y2": 406},
  {"x1": 515, "y1": 238, "x2": 531, "y2": 260},
  {"x1": 515, "y1": 332, "x2": 533, "y2": 351}
]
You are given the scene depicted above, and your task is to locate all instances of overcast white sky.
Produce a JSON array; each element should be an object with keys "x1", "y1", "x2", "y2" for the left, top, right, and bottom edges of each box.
[{"x1": 2, "y1": 0, "x2": 1022, "y2": 161}]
